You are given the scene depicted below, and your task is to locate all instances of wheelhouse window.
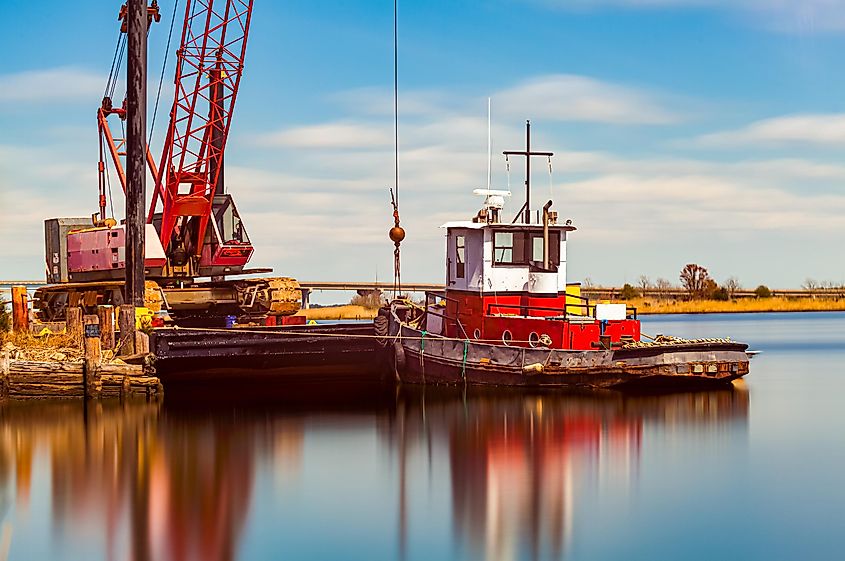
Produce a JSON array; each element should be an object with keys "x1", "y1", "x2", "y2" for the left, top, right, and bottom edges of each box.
[
  {"x1": 493, "y1": 229, "x2": 559, "y2": 268},
  {"x1": 529, "y1": 232, "x2": 560, "y2": 270},
  {"x1": 494, "y1": 232, "x2": 525, "y2": 265},
  {"x1": 456, "y1": 235, "x2": 465, "y2": 278}
]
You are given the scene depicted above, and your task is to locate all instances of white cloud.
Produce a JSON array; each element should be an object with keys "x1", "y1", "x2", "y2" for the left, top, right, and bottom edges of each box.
[
  {"x1": 6, "y1": 73, "x2": 845, "y2": 288},
  {"x1": 256, "y1": 74, "x2": 680, "y2": 152},
  {"x1": 495, "y1": 75, "x2": 680, "y2": 125},
  {"x1": 254, "y1": 122, "x2": 394, "y2": 149},
  {"x1": 0, "y1": 67, "x2": 104, "y2": 104},
  {"x1": 531, "y1": 0, "x2": 845, "y2": 33},
  {"x1": 695, "y1": 114, "x2": 845, "y2": 147}
]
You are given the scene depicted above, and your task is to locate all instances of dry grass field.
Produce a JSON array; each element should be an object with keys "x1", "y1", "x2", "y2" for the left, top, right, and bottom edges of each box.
[
  {"x1": 299, "y1": 305, "x2": 378, "y2": 321},
  {"x1": 297, "y1": 297, "x2": 845, "y2": 321},
  {"x1": 629, "y1": 297, "x2": 845, "y2": 314}
]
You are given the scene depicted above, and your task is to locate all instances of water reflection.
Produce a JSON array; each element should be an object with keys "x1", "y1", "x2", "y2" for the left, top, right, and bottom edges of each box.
[
  {"x1": 384, "y1": 387, "x2": 749, "y2": 561},
  {"x1": 0, "y1": 385, "x2": 748, "y2": 561}
]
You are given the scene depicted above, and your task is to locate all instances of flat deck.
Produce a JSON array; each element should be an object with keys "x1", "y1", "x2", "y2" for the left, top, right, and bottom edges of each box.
[{"x1": 150, "y1": 322, "x2": 383, "y2": 382}]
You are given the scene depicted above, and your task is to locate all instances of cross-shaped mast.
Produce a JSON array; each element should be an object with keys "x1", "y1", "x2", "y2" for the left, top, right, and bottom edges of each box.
[{"x1": 503, "y1": 120, "x2": 553, "y2": 224}]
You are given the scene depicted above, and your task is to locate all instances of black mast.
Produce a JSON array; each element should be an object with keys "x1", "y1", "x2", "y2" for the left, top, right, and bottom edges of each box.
[{"x1": 503, "y1": 120, "x2": 553, "y2": 224}]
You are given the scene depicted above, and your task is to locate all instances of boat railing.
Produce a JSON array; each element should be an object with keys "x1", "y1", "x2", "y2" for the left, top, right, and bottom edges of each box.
[
  {"x1": 423, "y1": 291, "x2": 470, "y2": 340},
  {"x1": 422, "y1": 291, "x2": 637, "y2": 333},
  {"x1": 565, "y1": 293, "x2": 638, "y2": 320},
  {"x1": 564, "y1": 293, "x2": 593, "y2": 317},
  {"x1": 484, "y1": 297, "x2": 638, "y2": 321}
]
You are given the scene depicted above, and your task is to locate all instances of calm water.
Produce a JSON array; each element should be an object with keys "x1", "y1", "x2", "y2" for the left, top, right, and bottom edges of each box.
[{"x1": 1, "y1": 312, "x2": 844, "y2": 561}]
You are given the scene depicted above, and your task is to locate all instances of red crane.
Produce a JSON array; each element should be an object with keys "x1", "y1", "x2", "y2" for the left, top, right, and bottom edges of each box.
[
  {"x1": 38, "y1": 0, "x2": 301, "y2": 325},
  {"x1": 98, "y1": 0, "x2": 256, "y2": 276},
  {"x1": 151, "y1": 0, "x2": 253, "y2": 268}
]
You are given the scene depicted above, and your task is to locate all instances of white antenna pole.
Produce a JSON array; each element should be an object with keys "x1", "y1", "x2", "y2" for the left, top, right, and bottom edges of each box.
[{"x1": 486, "y1": 97, "x2": 492, "y2": 191}]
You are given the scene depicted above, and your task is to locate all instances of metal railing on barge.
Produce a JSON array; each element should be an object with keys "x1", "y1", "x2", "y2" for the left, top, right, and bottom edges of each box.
[{"x1": 418, "y1": 290, "x2": 637, "y2": 340}]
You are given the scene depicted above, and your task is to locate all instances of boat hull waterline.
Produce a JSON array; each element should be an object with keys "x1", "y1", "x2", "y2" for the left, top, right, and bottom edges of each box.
[{"x1": 385, "y1": 308, "x2": 750, "y2": 390}]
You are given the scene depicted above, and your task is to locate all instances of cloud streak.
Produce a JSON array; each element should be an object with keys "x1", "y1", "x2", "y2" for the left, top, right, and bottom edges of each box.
[
  {"x1": 694, "y1": 114, "x2": 845, "y2": 147},
  {"x1": 0, "y1": 67, "x2": 104, "y2": 105},
  {"x1": 531, "y1": 0, "x2": 845, "y2": 33},
  {"x1": 495, "y1": 75, "x2": 680, "y2": 125},
  {"x1": 256, "y1": 73, "x2": 681, "y2": 152}
]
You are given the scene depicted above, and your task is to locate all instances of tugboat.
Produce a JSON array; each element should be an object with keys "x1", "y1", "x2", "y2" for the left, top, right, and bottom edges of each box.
[{"x1": 380, "y1": 122, "x2": 750, "y2": 390}]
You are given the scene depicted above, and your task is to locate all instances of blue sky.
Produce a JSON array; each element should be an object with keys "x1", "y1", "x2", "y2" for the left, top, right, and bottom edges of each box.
[{"x1": 3, "y1": 0, "x2": 845, "y2": 291}]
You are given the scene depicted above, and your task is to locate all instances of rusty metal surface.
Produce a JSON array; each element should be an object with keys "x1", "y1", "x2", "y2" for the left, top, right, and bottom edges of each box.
[
  {"x1": 388, "y1": 310, "x2": 750, "y2": 391},
  {"x1": 150, "y1": 323, "x2": 381, "y2": 379}
]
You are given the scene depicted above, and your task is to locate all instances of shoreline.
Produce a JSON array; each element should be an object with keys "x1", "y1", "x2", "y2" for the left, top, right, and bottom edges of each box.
[
  {"x1": 638, "y1": 308, "x2": 845, "y2": 315},
  {"x1": 301, "y1": 298, "x2": 845, "y2": 321},
  {"x1": 626, "y1": 297, "x2": 845, "y2": 316}
]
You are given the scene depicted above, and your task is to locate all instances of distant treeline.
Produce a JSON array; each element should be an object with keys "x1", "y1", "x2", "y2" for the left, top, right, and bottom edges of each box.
[{"x1": 583, "y1": 264, "x2": 845, "y2": 301}]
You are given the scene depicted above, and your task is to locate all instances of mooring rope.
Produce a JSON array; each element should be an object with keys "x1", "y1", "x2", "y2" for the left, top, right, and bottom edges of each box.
[
  {"x1": 171, "y1": 324, "x2": 540, "y2": 345},
  {"x1": 168, "y1": 325, "x2": 735, "y2": 349},
  {"x1": 419, "y1": 329, "x2": 427, "y2": 368},
  {"x1": 461, "y1": 339, "x2": 469, "y2": 379}
]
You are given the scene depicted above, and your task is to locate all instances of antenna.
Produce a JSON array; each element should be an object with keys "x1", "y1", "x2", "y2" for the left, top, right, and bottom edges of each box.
[{"x1": 487, "y1": 97, "x2": 492, "y2": 192}]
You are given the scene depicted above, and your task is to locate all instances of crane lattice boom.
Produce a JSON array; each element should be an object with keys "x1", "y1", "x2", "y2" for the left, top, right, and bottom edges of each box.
[{"x1": 151, "y1": 0, "x2": 253, "y2": 257}]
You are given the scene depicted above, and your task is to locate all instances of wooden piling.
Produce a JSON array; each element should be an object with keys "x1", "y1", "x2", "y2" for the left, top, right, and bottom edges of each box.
[
  {"x1": 118, "y1": 304, "x2": 136, "y2": 356},
  {"x1": 134, "y1": 331, "x2": 150, "y2": 355},
  {"x1": 1, "y1": 351, "x2": 9, "y2": 398},
  {"x1": 125, "y1": 0, "x2": 147, "y2": 310},
  {"x1": 97, "y1": 305, "x2": 115, "y2": 350},
  {"x1": 83, "y1": 315, "x2": 102, "y2": 399},
  {"x1": 66, "y1": 307, "x2": 83, "y2": 348},
  {"x1": 11, "y1": 285, "x2": 29, "y2": 334}
]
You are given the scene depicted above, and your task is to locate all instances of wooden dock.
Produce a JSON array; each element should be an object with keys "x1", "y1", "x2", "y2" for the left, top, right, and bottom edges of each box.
[
  {"x1": 2, "y1": 295, "x2": 161, "y2": 401},
  {"x1": 1, "y1": 355, "x2": 160, "y2": 400},
  {"x1": 6, "y1": 283, "x2": 385, "y2": 398}
]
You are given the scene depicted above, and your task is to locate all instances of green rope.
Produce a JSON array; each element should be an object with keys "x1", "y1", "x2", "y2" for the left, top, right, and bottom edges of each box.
[
  {"x1": 461, "y1": 339, "x2": 469, "y2": 379},
  {"x1": 419, "y1": 330, "x2": 427, "y2": 370}
]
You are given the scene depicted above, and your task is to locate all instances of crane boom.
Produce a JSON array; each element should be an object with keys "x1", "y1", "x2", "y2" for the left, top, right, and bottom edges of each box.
[
  {"x1": 36, "y1": 0, "x2": 303, "y2": 327},
  {"x1": 151, "y1": 0, "x2": 254, "y2": 260}
]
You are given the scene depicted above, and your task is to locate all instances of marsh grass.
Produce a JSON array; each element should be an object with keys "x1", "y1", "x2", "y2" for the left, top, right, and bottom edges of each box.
[
  {"x1": 299, "y1": 305, "x2": 378, "y2": 321},
  {"x1": 301, "y1": 297, "x2": 845, "y2": 320},
  {"x1": 0, "y1": 329, "x2": 83, "y2": 361},
  {"x1": 630, "y1": 297, "x2": 845, "y2": 314}
]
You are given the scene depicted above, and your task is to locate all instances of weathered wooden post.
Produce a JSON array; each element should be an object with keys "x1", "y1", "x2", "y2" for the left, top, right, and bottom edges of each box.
[
  {"x1": 97, "y1": 305, "x2": 115, "y2": 351},
  {"x1": 83, "y1": 314, "x2": 102, "y2": 399},
  {"x1": 135, "y1": 331, "x2": 150, "y2": 355},
  {"x1": 11, "y1": 285, "x2": 29, "y2": 334},
  {"x1": 66, "y1": 307, "x2": 84, "y2": 348},
  {"x1": 1, "y1": 350, "x2": 9, "y2": 399},
  {"x1": 125, "y1": 0, "x2": 148, "y2": 362},
  {"x1": 118, "y1": 304, "x2": 136, "y2": 356}
]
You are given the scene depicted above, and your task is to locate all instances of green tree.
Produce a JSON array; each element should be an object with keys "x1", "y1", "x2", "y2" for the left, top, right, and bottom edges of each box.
[
  {"x1": 754, "y1": 285, "x2": 772, "y2": 298},
  {"x1": 712, "y1": 287, "x2": 730, "y2": 301},
  {"x1": 702, "y1": 278, "x2": 719, "y2": 299},
  {"x1": 619, "y1": 283, "x2": 639, "y2": 300}
]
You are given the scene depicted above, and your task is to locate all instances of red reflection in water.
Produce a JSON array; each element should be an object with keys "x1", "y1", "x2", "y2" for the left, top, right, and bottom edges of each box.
[
  {"x1": 0, "y1": 403, "x2": 304, "y2": 561},
  {"x1": 0, "y1": 387, "x2": 748, "y2": 561},
  {"x1": 386, "y1": 388, "x2": 748, "y2": 561}
]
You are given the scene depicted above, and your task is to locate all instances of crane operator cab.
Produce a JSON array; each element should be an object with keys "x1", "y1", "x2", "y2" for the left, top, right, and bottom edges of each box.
[
  {"x1": 147, "y1": 193, "x2": 255, "y2": 278},
  {"x1": 204, "y1": 194, "x2": 254, "y2": 273}
]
